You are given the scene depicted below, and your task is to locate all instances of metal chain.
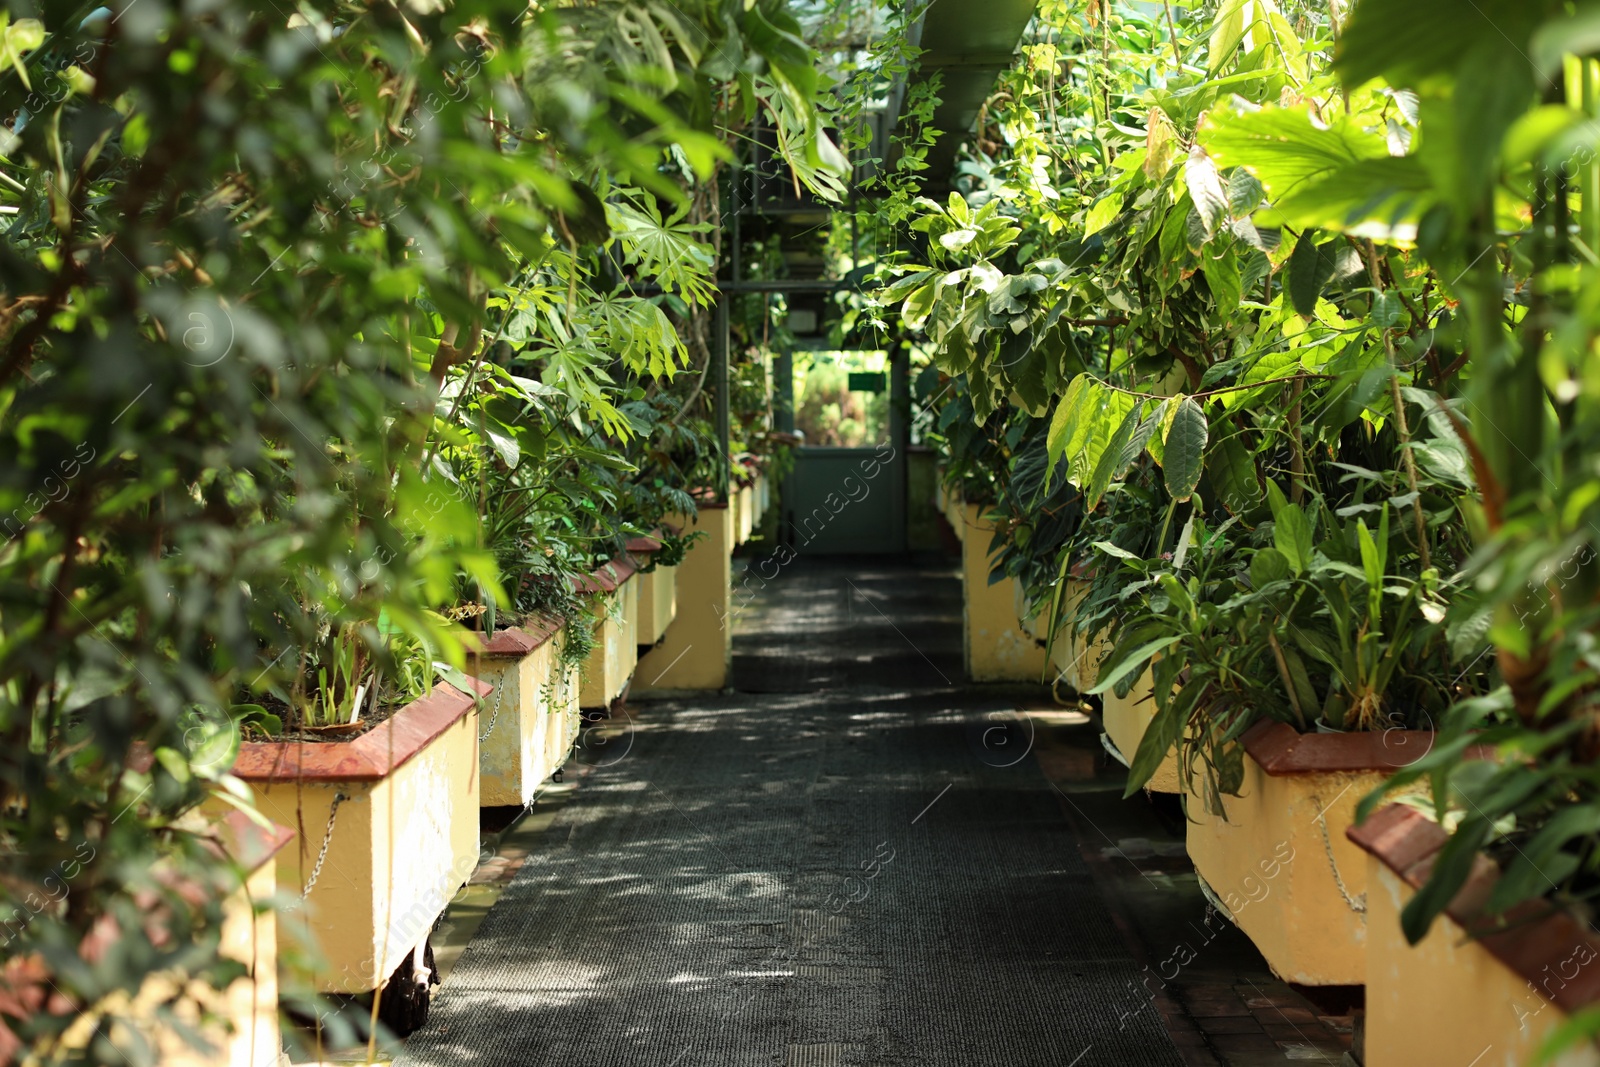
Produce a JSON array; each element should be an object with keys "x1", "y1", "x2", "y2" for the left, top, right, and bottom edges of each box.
[
  {"x1": 1311, "y1": 793, "x2": 1367, "y2": 914},
  {"x1": 300, "y1": 792, "x2": 347, "y2": 901},
  {"x1": 478, "y1": 677, "x2": 507, "y2": 743}
]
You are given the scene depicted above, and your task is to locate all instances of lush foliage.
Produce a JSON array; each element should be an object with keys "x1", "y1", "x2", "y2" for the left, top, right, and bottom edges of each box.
[
  {"x1": 889, "y1": 0, "x2": 1492, "y2": 776},
  {"x1": 0, "y1": 0, "x2": 839, "y2": 1058},
  {"x1": 883, "y1": 1, "x2": 1600, "y2": 1051}
]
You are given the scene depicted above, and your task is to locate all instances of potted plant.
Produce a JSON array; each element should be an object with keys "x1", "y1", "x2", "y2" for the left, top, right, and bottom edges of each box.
[
  {"x1": 1091, "y1": 488, "x2": 1486, "y2": 983},
  {"x1": 1349, "y1": 804, "x2": 1600, "y2": 1067},
  {"x1": 230, "y1": 619, "x2": 486, "y2": 1036}
]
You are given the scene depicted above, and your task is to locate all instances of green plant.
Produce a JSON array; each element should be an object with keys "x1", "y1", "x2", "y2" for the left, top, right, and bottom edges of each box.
[
  {"x1": 866, "y1": 0, "x2": 1600, "y2": 1053},
  {"x1": 0, "y1": 0, "x2": 844, "y2": 1058},
  {"x1": 1093, "y1": 488, "x2": 1486, "y2": 807}
]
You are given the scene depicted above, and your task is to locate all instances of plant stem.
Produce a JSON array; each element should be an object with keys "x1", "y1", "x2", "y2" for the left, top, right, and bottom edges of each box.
[
  {"x1": 1161, "y1": 0, "x2": 1183, "y2": 66},
  {"x1": 1364, "y1": 240, "x2": 1430, "y2": 573},
  {"x1": 1288, "y1": 374, "x2": 1306, "y2": 504},
  {"x1": 1266, "y1": 629, "x2": 1306, "y2": 730}
]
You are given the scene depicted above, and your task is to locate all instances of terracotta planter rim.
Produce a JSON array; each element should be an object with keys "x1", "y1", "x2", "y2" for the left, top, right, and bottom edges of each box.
[
  {"x1": 1350, "y1": 804, "x2": 1600, "y2": 1017},
  {"x1": 1242, "y1": 718, "x2": 1441, "y2": 775},
  {"x1": 210, "y1": 809, "x2": 294, "y2": 874},
  {"x1": 688, "y1": 488, "x2": 730, "y2": 508},
  {"x1": 231, "y1": 678, "x2": 489, "y2": 783},
  {"x1": 626, "y1": 529, "x2": 664, "y2": 554},
  {"x1": 572, "y1": 554, "x2": 638, "y2": 594},
  {"x1": 466, "y1": 617, "x2": 563, "y2": 658}
]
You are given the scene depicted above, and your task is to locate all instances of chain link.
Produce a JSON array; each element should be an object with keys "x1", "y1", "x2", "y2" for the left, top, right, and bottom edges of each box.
[
  {"x1": 1310, "y1": 793, "x2": 1367, "y2": 914},
  {"x1": 300, "y1": 792, "x2": 347, "y2": 901},
  {"x1": 478, "y1": 677, "x2": 506, "y2": 743}
]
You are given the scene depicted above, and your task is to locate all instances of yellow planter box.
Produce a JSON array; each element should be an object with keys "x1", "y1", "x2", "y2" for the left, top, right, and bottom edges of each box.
[
  {"x1": 469, "y1": 619, "x2": 581, "y2": 807},
  {"x1": 1100, "y1": 665, "x2": 1181, "y2": 794},
  {"x1": 232, "y1": 682, "x2": 484, "y2": 997},
  {"x1": 735, "y1": 483, "x2": 755, "y2": 544},
  {"x1": 69, "y1": 812, "x2": 290, "y2": 1067},
  {"x1": 577, "y1": 556, "x2": 640, "y2": 710},
  {"x1": 634, "y1": 501, "x2": 734, "y2": 693},
  {"x1": 1351, "y1": 805, "x2": 1600, "y2": 1067},
  {"x1": 633, "y1": 564, "x2": 678, "y2": 648},
  {"x1": 958, "y1": 502, "x2": 1047, "y2": 682},
  {"x1": 1042, "y1": 577, "x2": 1102, "y2": 691},
  {"x1": 1186, "y1": 721, "x2": 1431, "y2": 985},
  {"x1": 627, "y1": 532, "x2": 678, "y2": 649}
]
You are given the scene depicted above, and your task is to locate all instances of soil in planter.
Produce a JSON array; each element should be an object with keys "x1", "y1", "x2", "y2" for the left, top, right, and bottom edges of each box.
[{"x1": 248, "y1": 696, "x2": 405, "y2": 743}]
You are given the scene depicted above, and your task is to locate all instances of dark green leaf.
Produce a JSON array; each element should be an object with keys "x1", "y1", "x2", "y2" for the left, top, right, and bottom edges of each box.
[{"x1": 1163, "y1": 398, "x2": 1209, "y2": 502}]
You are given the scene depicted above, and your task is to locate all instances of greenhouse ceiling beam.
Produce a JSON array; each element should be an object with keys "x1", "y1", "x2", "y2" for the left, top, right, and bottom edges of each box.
[{"x1": 883, "y1": 0, "x2": 1038, "y2": 190}]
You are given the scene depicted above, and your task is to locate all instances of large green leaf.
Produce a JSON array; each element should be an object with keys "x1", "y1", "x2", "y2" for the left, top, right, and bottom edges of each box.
[
  {"x1": 1085, "y1": 400, "x2": 1147, "y2": 511},
  {"x1": 1074, "y1": 389, "x2": 1139, "y2": 490},
  {"x1": 1262, "y1": 156, "x2": 1435, "y2": 237},
  {"x1": 1250, "y1": 546, "x2": 1291, "y2": 588},
  {"x1": 1287, "y1": 232, "x2": 1339, "y2": 316},
  {"x1": 1046, "y1": 373, "x2": 1091, "y2": 467},
  {"x1": 901, "y1": 282, "x2": 937, "y2": 330},
  {"x1": 1208, "y1": 434, "x2": 1261, "y2": 513},
  {"x1": 1221, "y1": 348, "x2": 1302, "y2": 411},
  {"x1": 1206, "y1": 246, "x2": 1242, "y2": 313},
  {"x1": 1201, "y1": 104, "x2": 1386, "y2": 204},
  {"x1": 1185, "y1": 145, "x2": 1229, "y2": 240},
  {"x1": 1399, "y1": 818, "x2": 1491, "y2": 944},
  {"x1": 1091, "y1": 636, "x2": 1178, "y2": 696},
  {"x1": 1144, "y1": 396, "x2": 1184, "y2": 465},
  {"x1": 1335, "y1": 0, "x2": 1543, "y2": 88},
  {"x1": 1163, "y1": 398, "x2": 1209, "y2": 502},
  {"x1": 943, "y1": 330, "x2": 977, "y2": 374},
  {"x1": 1264, "y1": 480, "x2": 1313, "y2": 575},
  {"x1": 1208, "y1": 0, "x2": 1248, "y2": 72},
  {"x1": 1084, "y1": 193, "x2": 1124, "y2": 237},
  {"x1": 1126, "y1": 680, "x2": 1202, "y2": 796},
  {"x1": 1008, "y1": 335, "x2": 1050, "y2": 415}
]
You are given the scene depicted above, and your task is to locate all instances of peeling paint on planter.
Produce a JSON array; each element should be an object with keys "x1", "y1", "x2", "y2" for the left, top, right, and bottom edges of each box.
[
  {"x1": 470, "y1": 621, "x2": 576, "y2": 807},
  {"x1": 375, "y1": 741, "x2": 457, "y2": 970}
]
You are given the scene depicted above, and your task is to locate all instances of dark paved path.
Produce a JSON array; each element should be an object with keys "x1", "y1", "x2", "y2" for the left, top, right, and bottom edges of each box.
[{"x1": 401, "y1": 558, "x2": 1186, "y2": 1067}]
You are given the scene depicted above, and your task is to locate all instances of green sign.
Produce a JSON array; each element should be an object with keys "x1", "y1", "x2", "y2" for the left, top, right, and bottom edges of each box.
[{"x1": 847, "y1": 371, "x2": 887, "y2": 393}]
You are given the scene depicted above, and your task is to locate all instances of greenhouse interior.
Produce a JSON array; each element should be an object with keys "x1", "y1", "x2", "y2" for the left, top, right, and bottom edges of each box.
[{"x1": 3, "y1": 0, "x2": 1600, "y2": 1064}]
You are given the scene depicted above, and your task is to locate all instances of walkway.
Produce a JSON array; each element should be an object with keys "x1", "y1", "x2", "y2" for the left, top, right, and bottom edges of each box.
[{"x1": 401, "y1": 558, "x2": 1187, "y2": 1066}]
